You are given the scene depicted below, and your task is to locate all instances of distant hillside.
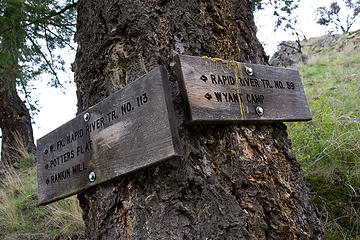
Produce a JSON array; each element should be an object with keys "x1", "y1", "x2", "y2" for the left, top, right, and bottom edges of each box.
[
  {"x1": 283, "y1": 30, "x2": 360, "y2": 240},
  {"x1": 270, "y1": 29, "x2": 360, "y2": 68}
]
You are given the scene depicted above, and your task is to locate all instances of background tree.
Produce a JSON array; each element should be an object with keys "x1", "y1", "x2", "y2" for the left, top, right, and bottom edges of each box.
[
  {"x1": 74, "y1": 0, "x2": 322, "y2": 238},
  {"x1": 254, "y1": 0, "x2": 306, "y2": 60},
  {"x1": 0, "y1": 0, "x2": 76, "y2": 164},
  {"x1": 252, "y1": 0, "x2": 300, "y2": 28},
  {"x1": 316, "y1": 0, "x2": 360, "y2": 33}
]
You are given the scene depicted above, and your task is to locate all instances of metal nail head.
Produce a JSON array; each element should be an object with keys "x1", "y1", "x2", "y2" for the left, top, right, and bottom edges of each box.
[
  {"x1": 89, "y1": 172, "x2": 96, "y2": 182},
  {"x1": 84, "y1": 112, "x2": 90, "y2": 122},
  {"x1": 245, "y1": 66, "x2": 254, "y2": 76},
  {"x1": 256, "y1": 106, "x2": 264, "y2": 116}
]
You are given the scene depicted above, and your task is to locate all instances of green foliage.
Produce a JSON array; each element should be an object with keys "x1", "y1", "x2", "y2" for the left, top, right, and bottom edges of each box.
[
  {"x1": 316, "y1": 0, "x2": 360, "y2": 33},
  {"x1": 17, "y1": 153, "x2": 35, "y2": 170},
  {"x1": 308, "y1": 175, "x2": 360, "y2": 240},
  {"x1": 0, "y1": 0, "x2": 76, "y2": 113},
  {"x1": 0, "y1": 166, "x2": 85, "y2": 239},
  {"x1": 287, "y1": 31, "x2": 360, "y2": 239}
]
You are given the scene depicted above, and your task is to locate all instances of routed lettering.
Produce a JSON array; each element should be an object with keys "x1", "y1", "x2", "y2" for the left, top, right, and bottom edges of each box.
[
  {"x1": 85, "y1": 117, "x2": 105, "y2": 135},
  {"x1": 50, "y1": 168, "x2": 71, "y2": 184},
  {"x1": 214, "y1": 92, "x2": 243, "y2": 103},
  {"x1": 175, "y1": 54, "x2": 312, "y2": 124},
  {"x1": 37, "y1": 66, "x2": 180, "y2": 206},
  {"x1": 72, "y1": 162, "x2": 87, "y2": 176},
  {"x1": 240, "y1": 78, "x2": 260, "y2": 88},
  {"x1": 210, "y1": 74, "x2": 235, "y2": 85},
  {"x1": 274, "y1": 80, "x2": 285, "y2": 89},
  {"x1": 246, "y1": 94, "x2": 264, "y2": 105},
  {"x1": 66, "y1": 129, "x2": 84, "y2": 144},
  {"x1": 49, "y1": 150, "x2": 75, "y2": 169},
  {"x1": 76, "y1": 140, "x2": 92, "y2": 156}
]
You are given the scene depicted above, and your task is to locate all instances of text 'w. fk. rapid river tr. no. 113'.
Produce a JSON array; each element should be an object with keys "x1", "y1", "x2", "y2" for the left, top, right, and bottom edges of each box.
[
  {"x1": 37, "y1": 66, "x2": 181, "y2": 205},
  {"x1": 36, "y1": 55, "x2": 311, "y2": 205}
]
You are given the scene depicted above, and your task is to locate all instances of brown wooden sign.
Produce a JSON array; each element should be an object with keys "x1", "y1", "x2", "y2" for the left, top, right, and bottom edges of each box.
[
  {"x1": 175, "y1": 55, "x2": 312, "y2": 124},
  {"x1": 37, "y1": 66, "x2": 181, "y2": 205}
]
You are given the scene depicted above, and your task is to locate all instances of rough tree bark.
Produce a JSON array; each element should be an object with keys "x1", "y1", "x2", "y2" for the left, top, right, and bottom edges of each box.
[
  {"x1": 0, "y1": 83, "x2": 35, "y2": 165},
  {"x1": 74, "y1": 0, "x2": 323, "y2": 239}
]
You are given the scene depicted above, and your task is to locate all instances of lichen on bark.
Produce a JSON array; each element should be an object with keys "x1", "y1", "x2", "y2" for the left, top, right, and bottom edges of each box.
[{"x1": 74, "y1": 0, "x2": 323, "y2": 239}]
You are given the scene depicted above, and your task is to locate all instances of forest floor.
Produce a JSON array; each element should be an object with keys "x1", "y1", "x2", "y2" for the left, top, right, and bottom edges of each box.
[
  {"x1": 0, "y1": 154, "x2": 85, "y2": 240},
  {"x1": 0, "y1": 30, "x2": 359, "y2": 239}
]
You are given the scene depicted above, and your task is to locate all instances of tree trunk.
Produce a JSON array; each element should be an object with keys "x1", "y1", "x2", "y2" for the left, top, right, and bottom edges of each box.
[
  {"x1": 0, "y1": 84, "x2": 35, "y2": 165},
  {"x1": 0, "y1": 0, "x2": 35, "y2": 166},
  {"x1": 74, "y1": 0, "x2": 323, "y2": 239}
]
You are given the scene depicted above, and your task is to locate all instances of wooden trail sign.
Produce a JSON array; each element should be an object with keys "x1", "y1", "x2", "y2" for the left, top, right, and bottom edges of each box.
[
  {"x1": 175, "y1": 55, "x2": 312, "y2": 124},
  {"x1": 37, "y1": 66, "x2": 181, "y2": 205}
]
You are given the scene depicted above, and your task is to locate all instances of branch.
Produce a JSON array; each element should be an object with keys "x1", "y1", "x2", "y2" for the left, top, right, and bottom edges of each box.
[
  {"x1": 43, "y1": 27, "x2": 56, "y2": 67},
  {"x1": 46, "y1": 20, "x2": 75, "y2": 34},
  {"x1": 0, "y1": 2, "x2": 77, "y2": 35},
  {"x1": 346, "y1": 12, "x2": 358, "y2": 32},
  {"x1": 26, "y1": 33, "x2": 63, "y2": 88},
  {"x1": 334, "y1": 11, "x2": 347, "y2": 33},
  {"x1": 37, "y1": 2, "x2": 77, "y2": 21},
  {"x1": 58, "y1": 13, "x2": 77, "y2": 28},
  {"x1": 41, "y1": 24, "x2": 75, "y2": 50}
]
